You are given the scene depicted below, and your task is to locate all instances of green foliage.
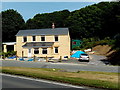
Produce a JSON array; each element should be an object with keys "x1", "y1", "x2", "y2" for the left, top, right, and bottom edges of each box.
[
  {"x1": 112, "y1": 33, "x2": 120, "y2": 50},
  {"x1": 1, "y1": 51, "x2": 16, "y2": 58},
  {"x1": 2, "y1": 9, "x2": 25, "y2": 42},
  {"x1": 26, "y1": 10, "x2": 70, "y2": 29},
  {"x1": 108, "y1": 50, "x2": 120, "y2": 65},
  {"x1": 80, "y1": 37, "x2": 115, "y2": 50},
  {"x1": 72, "y1": 46, "x2": 81, "y2": 50},
  {"x1": 67, "y1": 2, "x2": 120, "y2": 39},
  {"x1": 66, "y1": 5, "x2": 104, "y2": 39}
]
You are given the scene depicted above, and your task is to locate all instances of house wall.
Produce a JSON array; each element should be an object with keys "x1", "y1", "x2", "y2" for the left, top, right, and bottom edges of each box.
[
  {"x1": 16, "y1": 34, "x2": 70, "y2": 59},
  {"x1": 16, "y1": 36, "x2": 24, "y2": 57}
]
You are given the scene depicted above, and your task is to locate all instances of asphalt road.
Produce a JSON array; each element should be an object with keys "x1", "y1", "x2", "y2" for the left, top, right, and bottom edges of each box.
[
  {"x1": 2, "y1": 74, "x2": 102, "y2": 90},
  {"x1": 1, "y1": 59, "x2": 119, "y2": 73}
]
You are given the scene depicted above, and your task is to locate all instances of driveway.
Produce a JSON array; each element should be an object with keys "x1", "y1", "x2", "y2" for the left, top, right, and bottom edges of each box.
[{"x1": 61, "y1": 54, "x2": 109, "y2": 66}]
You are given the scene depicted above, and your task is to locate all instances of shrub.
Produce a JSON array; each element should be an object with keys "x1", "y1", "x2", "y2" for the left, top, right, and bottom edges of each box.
[
  {"x1": 72, "y1": 46, "x2": 81, "y2": 50},
  {"x1": 0, "y1": 51, "x2": 16, "y2": 58},
  {"x1": 79, "y1": 37, "x2": 116, "y2": 50}
]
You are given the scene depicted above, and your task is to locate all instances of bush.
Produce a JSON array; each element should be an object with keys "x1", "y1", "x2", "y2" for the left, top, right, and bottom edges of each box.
[
  {"x1": 1, "y1": 51, "x2": 16, "y2": 58},
  {"x1": 79, "y1": 37, "x2": 115, "y2": 50},
  {"x1": 72, "y1": 46, "x2": 81, "y2": 50}
]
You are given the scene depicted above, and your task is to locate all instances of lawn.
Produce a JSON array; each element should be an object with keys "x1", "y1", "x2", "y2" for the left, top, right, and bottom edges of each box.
[{"x1": 1, "y1": 67, "x2": 119, "y2": 89}]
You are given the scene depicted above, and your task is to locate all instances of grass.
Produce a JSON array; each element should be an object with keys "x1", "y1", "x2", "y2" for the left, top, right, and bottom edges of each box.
[{"x1": 1, "y1": 67, "x2": 119, "y2": 89}]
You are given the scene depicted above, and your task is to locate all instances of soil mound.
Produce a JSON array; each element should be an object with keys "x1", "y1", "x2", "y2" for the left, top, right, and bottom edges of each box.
[
  {"x1": 92, "y1": 45, "x2": 112, "y2": 55},
  {"x1": 92, "y1": 45, "x2": 120, "y2": 65}
]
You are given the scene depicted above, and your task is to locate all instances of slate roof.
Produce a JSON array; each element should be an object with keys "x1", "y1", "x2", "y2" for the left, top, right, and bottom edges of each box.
[
  {"x1": 16, "y1": 28, "x2": 69, "y2": 36},
  {"x1": 22, "y1": 42, "x2": 54, "y2": 48}
]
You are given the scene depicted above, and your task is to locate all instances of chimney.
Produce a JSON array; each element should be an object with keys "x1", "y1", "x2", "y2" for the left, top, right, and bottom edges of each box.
[{"x1": 52, "y1": 23, "x2": 55, "y2": 29}]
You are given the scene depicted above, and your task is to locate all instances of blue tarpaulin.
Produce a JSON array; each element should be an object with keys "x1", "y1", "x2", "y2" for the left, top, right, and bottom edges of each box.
[
  {"x1": 8, "y1": 56, "x2": 16, "y2": 59},
  {"x1": 28, "y1": 58, "x2": 34, "y2": 61},
  {"x1": 19, "y1": 58, "x2": 24, "y2": 61},
  {"x1": 71, "y1": 51, "x2": 85, "y2": 58}
]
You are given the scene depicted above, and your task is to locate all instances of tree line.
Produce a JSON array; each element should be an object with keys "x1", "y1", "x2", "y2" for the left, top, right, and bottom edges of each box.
[{"x1": 2, "y1": 2, "x2": 120, "y2": 42}]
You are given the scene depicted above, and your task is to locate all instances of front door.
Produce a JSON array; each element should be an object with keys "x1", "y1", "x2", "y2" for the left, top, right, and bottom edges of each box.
[{"x1": 28, "y1": 48, "x2": 32, "y2": 57}]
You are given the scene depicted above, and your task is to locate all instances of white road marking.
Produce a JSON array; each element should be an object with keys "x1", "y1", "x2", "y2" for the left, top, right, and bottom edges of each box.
[{"x1": 2, "y1": 73, "x2": 85, "y2": 89}]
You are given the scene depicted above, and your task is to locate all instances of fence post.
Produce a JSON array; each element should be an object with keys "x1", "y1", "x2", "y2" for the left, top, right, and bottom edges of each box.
[
  {"x1": 59, "y1": 56, "x2": 62, "y2": 62},
  {"x1": 22, "y1": 51, "x2": 23, "y2": 59},
  {"x1": 46, "y1": 56, "x2": 48, "y2": 62},
  {"x1": 33, "y1": 55, "x2": 36, "y2": 61},
  {"x1": 16, "y1": 51, "x2": 17, "y2": 60},
  {"x1": 16, "y1": 56, "x2": 17, "y2": 60}
]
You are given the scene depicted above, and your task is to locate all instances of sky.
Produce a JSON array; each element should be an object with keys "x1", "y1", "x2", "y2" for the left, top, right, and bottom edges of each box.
[{"x1": 1, "y1": 0, "x2": 115, "y2": 21}]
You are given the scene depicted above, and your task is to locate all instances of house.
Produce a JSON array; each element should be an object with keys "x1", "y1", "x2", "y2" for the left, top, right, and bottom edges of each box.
[
  {"x1": 15, "y1": 26, "x2": 70, "y2": 59},
  {"x1": 72, "y1": 39, "x2": 82, "y2": 50}
]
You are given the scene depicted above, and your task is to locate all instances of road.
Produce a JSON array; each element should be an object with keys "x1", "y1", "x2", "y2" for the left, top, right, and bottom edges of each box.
[
  {"x1": 1, "y1": 59, "x2": 119, "y2": 73},
  {"x1": 2, "y1": 74, "x2": 102, "y2": 90}
]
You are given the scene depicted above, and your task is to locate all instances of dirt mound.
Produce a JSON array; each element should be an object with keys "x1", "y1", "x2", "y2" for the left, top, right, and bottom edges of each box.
[
  {"x1": 92, "y1": 45, "x2": 112, "y2": 55},
  {"x1": 92, "y1": 45, "x2": 120, "y2": 65}
]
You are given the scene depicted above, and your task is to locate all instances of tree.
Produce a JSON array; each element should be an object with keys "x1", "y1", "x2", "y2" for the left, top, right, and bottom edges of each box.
[
  {"x1": 94, "y1": 2, "x2": 120, "y2": 38},
  {"x1": 66, "y1": 5, "x2": 104, "y2": 39},
  {"x1": 26, "y1": 10, "x2": 70, "y2": 29},
  {"x1": 2, "y1": 9, "x2": 25, "y2": 42}
]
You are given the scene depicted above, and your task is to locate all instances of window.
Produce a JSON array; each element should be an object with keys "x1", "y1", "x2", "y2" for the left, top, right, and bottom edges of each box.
[
  {"x1": 23, "y1": 37, "x2": 27, "y2": 42},
  {"x1": 34, "y1": 48, "x2": 39, "y2": 54},
  {"x1": 55, "y1": 35, "x2": 58, "y2": 41},
  {"x1": 64, "y1": 56, "x2": 68, "y2": 58},
  {"x1": 33, "y1": 36, "x2": 36, "y2": 41},
  {"x1": 42, "y1": 48, "x2": 47, "y2": 54},
  {"x1": 55, "y1": 47, "x2": 58, "y2": 53},
  {"x1": 41, "y1": 36, "x2": 45, "y2": 41}
]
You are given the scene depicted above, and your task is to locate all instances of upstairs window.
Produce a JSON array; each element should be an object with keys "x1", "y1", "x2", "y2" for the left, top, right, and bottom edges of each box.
[
  {"x1": 41, "y1": 36, "x2": 45, "y2": 41},
  {"x1": 55, "y1": 35, "x2": 58, "y2": 41},
  {"x1": 23, "y1": 37, "x2": 27, "y2": 42},
  {"x1": 34, "y1": 48, "x2": 39, "y2": 54},
  {"x1": 32, "y1": 36, "x2": 36, "y2": 41},
  {"x1": 55, "y1": 47, "x2": 58, "y2": 53}
]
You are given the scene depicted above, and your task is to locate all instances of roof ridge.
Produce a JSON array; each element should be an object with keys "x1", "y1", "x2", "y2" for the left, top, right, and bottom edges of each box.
[
  {"x1": 16, "y1": 28, "x2": 69, "y2": 36},
  {"x1": 19, "y1": 28, "x2": 68, "y2": 31}
]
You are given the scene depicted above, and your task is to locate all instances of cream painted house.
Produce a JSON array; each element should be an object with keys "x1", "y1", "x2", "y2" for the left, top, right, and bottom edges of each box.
[{"x1": 15, "y1": 28, "x2": 70, "y2": 59}]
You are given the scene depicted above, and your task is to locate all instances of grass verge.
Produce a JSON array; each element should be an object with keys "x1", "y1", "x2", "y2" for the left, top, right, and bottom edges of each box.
[{"x1": 1, "y1": 67, "x2": 119, "y2": 89}]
